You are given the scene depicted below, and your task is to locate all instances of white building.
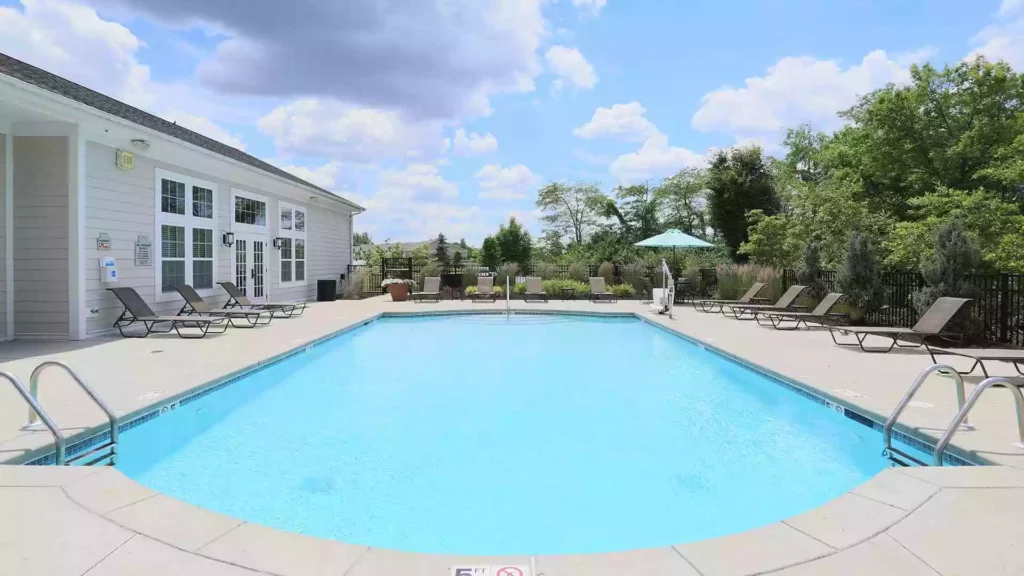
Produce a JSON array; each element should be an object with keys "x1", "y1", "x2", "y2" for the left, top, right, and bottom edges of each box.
[{"x1": 0, "y1": 54, "x2": 363, "y2": 341}]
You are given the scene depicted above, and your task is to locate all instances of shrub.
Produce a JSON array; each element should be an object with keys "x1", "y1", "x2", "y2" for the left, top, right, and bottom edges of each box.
[
  {"x1": 344, "y1": 269, "x2": 367, "y2": 298},
  {"x1": 837, "y1": 232, "x2": 885, "y2": 322},
  {"x1": 495, "y1": 263, "x2": 520, "y2": 289},
  {"x1": 417, "y1": 262, "x2": 442, "y2": 289},
  {"x1": 493, "y1": 285, "x2": 505, "y2": 298},
  {"x1": 912, "y1": 222, "x2": 982, "y2": 339},
  {"x1": 567, "y1": 262, "x2": 589, "y2": 282},
  {"x1": 715, "y1": 263, "x2": 782, "y2": 301},
  {"x1": 597, "y1": 261, "x2": 615, "y2": 285},
  {"x1": 610, "y1": 283, "x2": 637, "y2": 297},
  {"x1": 513, "y1": 282, "x2": 527, "y2": 295},
  {"x1": 797, "y1": 242, "x2": 828, "y2": 304},
  {"x1": 462, "y1": 267, "x2": 481, "y2": 289},
  {"x1": 541, "y1": 279, "x2": 590, "y2": 297},
  {"x1": 533, "y1": 262, "x2": 559, "y2": 280},
  {"x1": 465, "y1": 286, "x2": 478, "y2": 296},
  {"x1": 619, "y1": 263, "x2": 648, "y2": 296}
]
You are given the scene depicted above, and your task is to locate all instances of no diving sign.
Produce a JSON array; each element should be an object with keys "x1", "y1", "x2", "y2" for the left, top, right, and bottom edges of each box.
[{"x1": 451, "y1": 566, "x2": 530, "y2": 576}]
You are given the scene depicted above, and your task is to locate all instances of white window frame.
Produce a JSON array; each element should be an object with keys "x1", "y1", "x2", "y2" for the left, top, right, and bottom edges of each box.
[
  {"x1": 154, "y1": 168, "x2": 218, "y2": 303},
  {"x1": 278, "y1": 201, "x2": 308, "y2": 287},
  {"x1": 230, "y1": 188, "x2": 270, "y2": 235}
]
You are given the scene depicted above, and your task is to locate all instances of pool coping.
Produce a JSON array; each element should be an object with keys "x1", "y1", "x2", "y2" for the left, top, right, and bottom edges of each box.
[{"x1": 14, "y1": 309, "x2": 977, "y2": 467}]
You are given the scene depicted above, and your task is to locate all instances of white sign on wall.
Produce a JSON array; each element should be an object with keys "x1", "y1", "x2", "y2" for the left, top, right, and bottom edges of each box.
[{"x1": 135, "y1": 235, "x2": 152, "y2": 266}]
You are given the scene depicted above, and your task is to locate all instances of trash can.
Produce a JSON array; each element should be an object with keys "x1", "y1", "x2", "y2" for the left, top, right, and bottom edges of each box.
[{"x1": 317, "y1": 279, "x2": 338, "y2": 302}]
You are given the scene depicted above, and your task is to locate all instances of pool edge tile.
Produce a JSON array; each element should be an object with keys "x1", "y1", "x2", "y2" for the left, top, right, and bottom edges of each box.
[
  {"x1": 673, "y1": 522, "x2": 834, "y2": 576},
  {"x1": 782, "y1": 493, "x2": 907, "y2": 550},
  {"x1": 199, "y1": 521, "x2": 369, "y2": 576},
  {"x1": 535, "y1": 547, "x2": 700, "y2": 576},
  {"x1": 105, "y1": 494, "x2": 244, "y2": 552}
]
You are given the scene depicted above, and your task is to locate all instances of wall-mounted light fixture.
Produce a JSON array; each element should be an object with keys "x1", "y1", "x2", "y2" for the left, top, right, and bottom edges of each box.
[
  {"x1": 130, "y1": 138, "x2": 150, "y2": 151},
  {"x1": 272, "y1": 237, "x2": 284, "y2": 250},
  {"x1": 222, "y1": 232, "x2": 235, "y2": 247}
]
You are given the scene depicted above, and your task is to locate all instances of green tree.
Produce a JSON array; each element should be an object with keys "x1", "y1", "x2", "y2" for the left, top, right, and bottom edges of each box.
[
  {"x1": 480, "y1": 237, "x2": 501, "y2": 269},
  {"x1": 409, "y1": 243, "x2": 432, "y2": 266},
  {"x1": 353, "y1": 231, "x2": 372, "y2": 245},
  {"x1": 707, "y1": 145, "x2": 780, "y2": 260},
  {"x1": 837, "y1": 232, "x2": 885, "y2": 321},
  {"x1": 655, "y1": 168, "x2": 711, "y2": 238},
  {"x1": 452, "y1": 251, "x2": 463, "y2": 265},
  {"x1": 494, "y1": 216, "x2": 532, "y2": 265},
  {"x1": 738, "y1": 210, "x2": 801, "y2": 269},
  {"x1": 598, "y1": 183, "x2": 662, "y2": 243},
  {"x1": 913, "y1": 222, "x2": 982, "y2": 339},
  {"x1": 783, "y1": 124, "x2": 831, "y2": 183},
  {"x1": 536, "y1": 182, "x2": 605, "y2": 245},
  {"x1": 797, "y1": 242, "x2": 828, "y2": 303},
  {"x1": 434, "y1": 233, "x2": 450, "y2": 265}
]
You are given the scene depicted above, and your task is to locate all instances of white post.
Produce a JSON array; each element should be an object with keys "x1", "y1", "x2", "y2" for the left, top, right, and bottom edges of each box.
[
  {"x1": 506, "y1": 275, "x2": 510, "y2": 316},
  {"x1": 4, "y1": 130, "x2": 12, "y2": 341}
]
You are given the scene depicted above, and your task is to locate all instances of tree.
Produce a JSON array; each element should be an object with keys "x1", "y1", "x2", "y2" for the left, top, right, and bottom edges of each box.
[
  {"x1": 536, "y1": 182, "x2": 605, "y2": 245},
  {"x1": 738, "y1": 210, "x2": 801, "y2": 269},
  {"x1": 458, "y1": 238, "x2": 470, "y2": 249},
  {"x1": 409, "y1": 243, "x2": 432, "y2": 266},
  {"x1": 797, "y1": 242, "x2": 828, "y2": 303},
  {"x1": 655, "y1": 168, "x2": 711, "y2": 238},
  {"x1": 480, "y1": 237, "x2": 500, "y2": 269},
  {"x1": 494, "y1": 216, "x2": 532, "y2": 266},
  {"x1": 452, "y1": 251, "x2": 463, "y2": 265},
  {"x1": 598, "y1": 182, "x2": 662, "y2": 243},
  {"x1": 707, "y1": 145, "x2": 780, "y2": 259},
  {"x1": 353, "y1": 232, "x2": 372, "y2": 245},
  {"x1": 783, "y1": 125, "x2": 830, "y2": 183},
  {"x1": 913, "y1": 222, "x2": 982, "y2": 339},
  {"x1": 434, "y1": 233, "x2": 450, "y2": 265},
  {"x1": 837, "y1": 232, "x2": 885, "y2": 321}
]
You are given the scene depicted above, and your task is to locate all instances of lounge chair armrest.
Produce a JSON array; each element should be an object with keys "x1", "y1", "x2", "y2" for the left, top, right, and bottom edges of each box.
[
  {"x1": 790, "y1": 305, "x2": 808, "y2": 312},
  {"x1": 750, "y1": 297, "x2": 771, "y2": 304}
]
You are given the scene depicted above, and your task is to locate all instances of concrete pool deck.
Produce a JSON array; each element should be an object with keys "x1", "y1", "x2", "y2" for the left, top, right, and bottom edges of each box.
[{"x1": 1, "y1": 296, "x2": 1024, "y2": 574}]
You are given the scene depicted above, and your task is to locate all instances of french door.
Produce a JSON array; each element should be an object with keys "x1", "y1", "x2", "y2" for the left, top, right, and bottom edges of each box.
[{"x1": 232, "y1": 233, "x2": 267, "y2": 303}]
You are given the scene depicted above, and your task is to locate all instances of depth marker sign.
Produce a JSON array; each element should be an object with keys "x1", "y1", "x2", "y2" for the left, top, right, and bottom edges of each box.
[{"x1": 450, "y1": 566, "x2": 530, "y2": 576}]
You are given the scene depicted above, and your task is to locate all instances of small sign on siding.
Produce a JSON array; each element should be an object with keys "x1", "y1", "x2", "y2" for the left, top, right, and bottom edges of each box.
[{"x1": 135, "y1": 235, "x2": 152, "y2": 266}]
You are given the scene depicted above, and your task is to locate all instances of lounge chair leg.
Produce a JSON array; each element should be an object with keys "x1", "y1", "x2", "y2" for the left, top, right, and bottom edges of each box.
[
  {"x1": 830, "y1": 327, "x2": 860, "y2": 347},
  {"x1": 855, "y1": 333, "x2": 897, "y2": 353}
]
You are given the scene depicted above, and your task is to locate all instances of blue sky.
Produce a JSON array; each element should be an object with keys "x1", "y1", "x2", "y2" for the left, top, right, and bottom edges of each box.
[{"x1": 1, "y1": 0, "x2": 1020, "y2": 244}]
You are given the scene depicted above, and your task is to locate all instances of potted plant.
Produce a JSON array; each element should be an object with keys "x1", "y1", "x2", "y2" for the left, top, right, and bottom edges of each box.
[{"x1": 382, "y1": 278, "x2": 416, "y2": 302}]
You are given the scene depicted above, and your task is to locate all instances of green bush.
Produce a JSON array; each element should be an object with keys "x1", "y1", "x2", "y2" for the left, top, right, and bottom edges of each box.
[
  {"x1": 512, "y1": 282, "x2": 527, "y2": 295},
  {"x1": 837, "y1": 232, "x2": 885, "y2": 322},
  {"x1": 715, "y1": 263, "x2": 782, "y2": 301},
  {"x1": 619, "y1": 263, "x2": 648, "y2": 296},
  {"x1": 493, "y1": 285, "x2": 505, "y2": 297},
  {"x1": 541, "y1": 279, "x2": 590, "y2": 297},
  {"x1": 533, "y1": 262, "x2": 559, "y2": 280},
  {"x1": 462, "y1": 267, "x2": 481, "y2": 288},
  {"x1": 610, "y1": 283, "x2": 637, "y2": 297},
  {"x1": 597, "y1": 261, "x2": 615, "y2": 285},
  {"x1": 344, "y1": 269, "x2": 367, "y2": 298},
  {"x1": 417, "y1": 262, "x2": 442, "y2": 289},
  {"x1": 465, "y1": 285, "x2": 478, "y2": 295},
  {"x1": 495, "y1": 263, "x2": 520, "y2": 289},
  {"x1": 567, "y1": 262, "x2": 589, "y2": 282},
  {"x1": 912, "y1": 222, "x2": 982, "y2": 339},
  {"x1": 797, "y1": 242, "x2": 828, "y2": 304}
]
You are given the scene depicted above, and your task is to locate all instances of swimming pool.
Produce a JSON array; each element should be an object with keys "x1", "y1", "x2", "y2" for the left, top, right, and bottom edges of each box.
[{"x1": 117, "y1": 314, "x2": 889, "y2": 555}]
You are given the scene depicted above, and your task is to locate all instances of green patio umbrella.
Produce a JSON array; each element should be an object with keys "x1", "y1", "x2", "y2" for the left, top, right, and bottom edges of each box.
[{"x1": 634, "y1": 228, "x2": 712, "y2": 267}]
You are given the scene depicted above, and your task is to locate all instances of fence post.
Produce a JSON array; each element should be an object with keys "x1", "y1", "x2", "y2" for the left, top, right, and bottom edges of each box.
[
  {"x1": 379, "y1": 259, "x2": 386, "y2": 294},
  {"x1": 999, "y1": 272, "x2": 1010, "y2": 343}
]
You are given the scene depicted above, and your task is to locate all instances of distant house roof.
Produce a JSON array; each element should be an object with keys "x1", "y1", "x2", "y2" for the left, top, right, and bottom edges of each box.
[{"x1": 0, "y1": 52, "x2": 362, "y2": 212}]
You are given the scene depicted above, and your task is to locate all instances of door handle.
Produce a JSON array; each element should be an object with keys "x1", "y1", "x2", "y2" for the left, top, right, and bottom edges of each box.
[{"x1": 251, "y1": 268, "x2": 255, "y2": 280}]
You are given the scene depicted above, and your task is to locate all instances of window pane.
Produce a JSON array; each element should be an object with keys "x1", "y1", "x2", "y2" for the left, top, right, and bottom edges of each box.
[
  {"x1": 192, "y1": 186, "x2": 214, "y2": 219},
  {"x1": 161, "y1": 225, "x2": 185, "y2": 258},
  {"x1": 295, "y1": 238, "x2": 305, "y2": 259},
  {"x1": 281, "y1": 208, "x2": 292, "y2": 230},
  {"x1": 255, "y1": 200, "x2": 266, "y2": 226},
  {"x1": 193, "y1": 228, "x2": 213, "y2": 259},
  {"x1": 161, "y1": 260, "x2": 185, "y2": 293},
  {"x1": 296, "y1": 261, "x2": 305, "y2": 282},
  {"x1": 161, "y1": 179, "x2": 185, "y2": 215},
  {"x1": 294, "y1": 210, "x2": 305, "y2": 232},
  {"x1": 193, "y1": 260, "x2": 213, "y2": 289},
  {"x1": 234, "y1": 196, "x2": 266, "y2": 226},
  {"x1": 280, "y1": 237, "x2": 292, "y2": 259},
  {"x1": 281, "y1": 261, "x2": 292, "y2": 283}
]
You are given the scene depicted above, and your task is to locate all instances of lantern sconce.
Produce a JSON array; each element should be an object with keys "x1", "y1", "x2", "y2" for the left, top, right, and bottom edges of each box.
[{"x1": 222, "y1": 231, "x2": 235, "y2": 247}]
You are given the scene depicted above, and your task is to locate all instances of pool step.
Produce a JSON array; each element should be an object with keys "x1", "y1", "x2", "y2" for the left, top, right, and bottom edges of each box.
[{"x1": 65, "y1": 441, "x2": 117, "y2": 467}]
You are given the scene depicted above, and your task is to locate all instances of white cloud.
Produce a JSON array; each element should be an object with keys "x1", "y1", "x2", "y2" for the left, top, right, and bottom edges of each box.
[
  {"x1": 280, "y1": 162, "x2": 341, "y2": 190},
  {"x1": 571, "y1": 0, "x2": 607, "y2": 16},
  {"x1": 258, "y1": 99, "x2": 447, "y2": 164},
  {"x1": 450, "y1": 129, "x2": 498, "y2": 157},
  {"x1": 609, "y1": 134, "x2": 706, "y2": 184},
  {"x1": 692, "y1": 50, "x2": 914, "y2": 135},
  {"x1": 573, "y1": 101, "x2": 659, "y2": 141},
  {"x1": 475, "y1": 164, "x2": 542, "y2": 200},
  {"x1": 377, "y1": 163, "x2": 458, "y2": 201},
  {"x1": 545, "y1": 45, "x2": 598, "y2": 89},
  {"x1": 0, "y1": 0, "x2": 154, "y2": 107},
  {"x1": 161, "y1": 110, "x2": 246, "y2": 150},
  {"x1": 998, "y1": 0, "x2": 1024, "y2": 17},
  {"x1": 968, "y1": 15, "x2": 1024, "y2": 69}
]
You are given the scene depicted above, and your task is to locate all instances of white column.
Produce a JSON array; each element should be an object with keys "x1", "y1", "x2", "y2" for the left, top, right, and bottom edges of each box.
[
  {"x1": 67, "y1": 126, "x2": 86, "y2": 340},
  {"x1": 4, "y1": 129, "x2": 12, "y2": 341}
]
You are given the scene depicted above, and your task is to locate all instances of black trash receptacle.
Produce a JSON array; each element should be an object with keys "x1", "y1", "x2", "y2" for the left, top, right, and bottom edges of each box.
[{"x1": 317, "y1": 279, "x2": 338, "y2": 302}]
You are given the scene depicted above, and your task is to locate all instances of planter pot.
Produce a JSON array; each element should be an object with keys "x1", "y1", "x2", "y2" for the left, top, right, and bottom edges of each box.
[{"x1": 387, "y1": 284, "x2": 410, "y2": 302}]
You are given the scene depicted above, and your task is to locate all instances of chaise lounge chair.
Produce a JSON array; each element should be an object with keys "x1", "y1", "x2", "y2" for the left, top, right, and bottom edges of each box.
[
  {"x1": 829, "y1": 297, "x2": 971, "y2": 353},
  {"x1": 174, "y1": 284, "x2": 273, "y2": 328},
  {"x1": 217, "y1": 281, "x2": 307, "y2": 317},
  {"x1": 759, "y1": 292, "x2": 846, "y2": 330},
  {"x1": 589, "y1": 277, "x2": 617, "y2": 303},
  {"x1": 721, "y1": 285, "x2": 808, "y2": 320},
  {"x1": 107, "y1": 286, "x2": 228, "y2": 338},
  {"x1": 926, "y1": 346, "x2": 1024, "y2": 378},
  {"x1": 691, "y1": 282, "x2": 768, "y2": 313},
  {"x1": 524, "y1": 277, "x2": 548, "y2": 303},
  {"x1": 412, "y1": 277, "x2": 442, "y2": 302},
  {"x1": 471, "y1": 276, "x2": 496, "y2": 302}
]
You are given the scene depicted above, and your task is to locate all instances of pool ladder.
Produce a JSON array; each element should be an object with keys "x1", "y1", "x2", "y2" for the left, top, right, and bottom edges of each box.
[
  {"x1": 2, "y1": 361, "x2": 119, "y2": 466},
  {"x1": 883, "y1": 364, "x2": 1024, "y2": 466}
]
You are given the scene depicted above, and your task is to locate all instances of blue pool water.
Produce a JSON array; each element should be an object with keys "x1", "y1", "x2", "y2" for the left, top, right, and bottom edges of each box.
[{"x1": 118, "y1": 315, "x2": 887, "y2": 555}]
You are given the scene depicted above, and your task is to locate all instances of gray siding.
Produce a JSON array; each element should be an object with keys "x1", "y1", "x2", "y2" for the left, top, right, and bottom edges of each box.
[
  {"x1": 0, "y1": 134, "x2": 6, "y2": 339},
  {"x1": 13, "y1": 136, "x2": 69, "y2": 338},
  {"x1": 84, "y1": 141, "x2": 353, "y2": 335}
]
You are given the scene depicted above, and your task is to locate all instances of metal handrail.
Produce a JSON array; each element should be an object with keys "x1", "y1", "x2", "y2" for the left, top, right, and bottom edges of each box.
[
  {"x1": 27, "y1": 361, "x2": 118, "y2": 463},
  {"x1": 933, "y1": 377, "x2": 1024, "y2": 465},
  {"x1": 884, "y1": 365, "x2": 971, "y2": 452},
  {"x1": 3, "y1": 370, "x2": 66, "y2": 464}
]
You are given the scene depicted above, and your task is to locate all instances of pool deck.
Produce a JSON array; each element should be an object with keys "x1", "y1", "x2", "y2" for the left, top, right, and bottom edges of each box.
[{"x1": 1, "y1": 296, "x2": 1023, "y2": 575}]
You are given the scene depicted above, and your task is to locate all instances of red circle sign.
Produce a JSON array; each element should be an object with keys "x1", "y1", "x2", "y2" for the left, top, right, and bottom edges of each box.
[{"x1": 495, "y1": 568, "x2": 523, "y2": 576}]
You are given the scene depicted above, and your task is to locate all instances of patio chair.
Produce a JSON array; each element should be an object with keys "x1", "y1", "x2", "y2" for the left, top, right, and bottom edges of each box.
[
  {"x1": 926, "y1": 346, "x2": 1024, "y2": 378},
  {"x1": 759, "y1": 292, "x2": 846, "y2": 330},
  {"x1": 107, "y1": 287, "x2": 228, "y2": 338},
  {"x1": 589, "y1": 277, "x2": 617, "y2": 303},
  {"x1": 217, "y1": 281, "x2": 307, "y2": 317},
  {"x1": 173, "y1": 284, "x2": 273, "y2": 328},
  {"x1": 829, "y1": 297, "x2": 971, "y2": 353},
  {"x1": 471, "y1": 276, "x2": 496, "y2": 302},
  {"x1": 412, "y1": 277, "x2": 442, "y2": 303},
  {"x1": 691, "y1": 282, "x2": 768, "y2": 313},
  {"x1": 524, "y1": 277, "x2": 548, "y2": 303},
  {"x1": 721, "y1": 285, "x2": 808, "y2": 320}
]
